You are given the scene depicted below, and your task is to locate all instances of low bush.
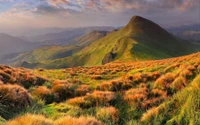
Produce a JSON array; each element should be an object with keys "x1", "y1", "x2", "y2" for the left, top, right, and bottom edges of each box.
[
  {"x1": 0, "y1": 84, "x2": 31, "y2": 118},
  {"x1": 6, "y1": 114, "x2": 53, "y2": 125},
  {"x1": 96, "y1": 106, "x2": 119, "y2": 123}
]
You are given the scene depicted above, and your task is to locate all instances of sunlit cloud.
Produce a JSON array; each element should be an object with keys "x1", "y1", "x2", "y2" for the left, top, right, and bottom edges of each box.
[{"x1": 0, "y1": 0, "x2": 199, "y2": 35}]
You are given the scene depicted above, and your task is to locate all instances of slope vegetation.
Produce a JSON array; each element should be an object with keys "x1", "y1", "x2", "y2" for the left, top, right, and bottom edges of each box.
[{"x1": 1, "y1": 52, "x2": 200, "y2": 125}]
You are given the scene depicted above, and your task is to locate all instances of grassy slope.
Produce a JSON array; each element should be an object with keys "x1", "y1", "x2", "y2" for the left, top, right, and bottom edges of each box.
[
  {"x1": 21, "y1": 16, "x2": 199, "y2": 69},
  {"x1": 2, "y1": 52, "x2": 200, "y2": 125},
  {"x1": 10, "y1": 31, "x2": 108, "y2": 68}
]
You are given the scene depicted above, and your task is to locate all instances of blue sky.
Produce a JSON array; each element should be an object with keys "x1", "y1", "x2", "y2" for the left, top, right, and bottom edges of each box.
[{"x1": 0, "y1": 0, "x2": 199, "y2": 35}]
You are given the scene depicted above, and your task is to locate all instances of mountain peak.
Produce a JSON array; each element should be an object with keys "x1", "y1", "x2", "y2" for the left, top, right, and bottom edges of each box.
[
  {"x1": 126, "y1": 16, "x2": 154, "y2": 28},
  {"x1": 130, "y1": 16, "x2": 146, "y2": 22},
  {"x1": 123, "y1": 15, "x2": 170, "y2": 37}
]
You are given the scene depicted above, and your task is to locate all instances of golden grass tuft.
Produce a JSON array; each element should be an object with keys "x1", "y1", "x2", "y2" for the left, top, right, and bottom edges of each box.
[
  {"x1": 85, "y1": 91, "x2": 116, "y2": 107},
  {"x1": 0, "y1": 84, "x2": 31, "y2": 109},
  {"x1": 140, "y1": 104, "x2": 166, "y2": 122},
  {"x1": 171, "y1": 76, "x2": 187, "y2": 90},
  {"x1": 96, "y1": 106, "x2": 119, "y2": 123},
  {"x1": 67, "y1": 97, "x2": 85, "y2": 106},
  {"x1": 6, "y1": 114, "x2": 53, "y2": 125},
  {"x1": 54, "y1": 116, "x2": 102, "y2": 125},
  {"x1": 124, "y1": 87, "x2": 149, "y2": 105},
  {"x1": 154, "y1": 73, "x2": 176, "y2": 90}
]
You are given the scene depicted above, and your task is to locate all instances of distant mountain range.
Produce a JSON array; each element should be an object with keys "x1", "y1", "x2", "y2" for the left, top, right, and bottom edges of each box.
[
  {"x1": 27, "y1": 26, "x2": 114, "y2": 45},
  {"x1": 1, "y1": 31, "x2": 109, "y2": 65},
  {"x1": 0, "y1": 33, "x2": 41, "y2": 56},
  {"x1": 14, "y1": 16, "x2": 199, "y2": 69},
  {"x1": 167, "y1": 24, "x2": 200, "y2": 42}
]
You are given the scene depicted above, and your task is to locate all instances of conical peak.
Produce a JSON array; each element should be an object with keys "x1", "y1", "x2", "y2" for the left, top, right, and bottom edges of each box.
[
  {"x1": 127, "y1": 16, "x2": 152, "y2": 26},
  {"x1": 130, "y1": 16, "x2": 145, "y2": 22}
]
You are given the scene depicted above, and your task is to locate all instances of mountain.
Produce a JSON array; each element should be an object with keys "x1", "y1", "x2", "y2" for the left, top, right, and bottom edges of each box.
[
  {"x1": 2, "y1": 30, "x2": 109, "y2": 65},
  {"x1": 1, "y1": 46, "x2": 80, "y2": 65},
  {"x1": 167, "y1": 24, "x2": 200, "y2": 32},
  {"x1": 28, "y1": 26, "x2": 114, "y2": 45},
  {"x1": 167, "y1": 24, "x2": 200, "y2": 42},
  {"x1": 5, "y1": 27, "x2": 69, "y2": 36},
  {"x1": 170, "y1": 31, "x2": 200, "y2": 42},
  {"x1": 18, "y1": 16, "x2": 200, "y2": 69},
  {"x1": 0, "y1": 33, "x2": 41, "y2": 56},
  {"x1": 67, "y1": 30, "x2": 109, "y2": 46}
]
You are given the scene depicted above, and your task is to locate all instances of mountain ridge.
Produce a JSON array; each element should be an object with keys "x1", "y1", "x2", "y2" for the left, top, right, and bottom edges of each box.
[{"x1": 17, "y1": 16, "x2": 200, "y2": 69}]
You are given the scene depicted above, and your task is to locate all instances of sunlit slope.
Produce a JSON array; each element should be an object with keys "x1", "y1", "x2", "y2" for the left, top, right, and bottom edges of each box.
[{"x1": 20, "y1": 16, "x2": 199, "y2": 69}]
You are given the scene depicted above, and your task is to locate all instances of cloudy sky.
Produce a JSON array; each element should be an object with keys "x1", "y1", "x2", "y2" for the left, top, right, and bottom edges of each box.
[{"x1": 0, "y1": 0, "x2": 199, "y2": 35}]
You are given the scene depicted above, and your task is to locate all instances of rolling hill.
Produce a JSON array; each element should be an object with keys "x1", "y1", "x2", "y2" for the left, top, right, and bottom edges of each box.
[
  {"x1": 2, "y1": 31, "x2": 109, "y2": 65},
  {"x1": 68, "y1": 30, "x2": 109, "y2": 46}
]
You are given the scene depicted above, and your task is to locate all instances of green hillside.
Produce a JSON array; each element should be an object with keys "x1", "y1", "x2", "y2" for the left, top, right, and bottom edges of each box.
[
  {"x1": 4, "y1": 31, "x2": 108, "y2": 66},
  {"x1": 69, "y1": 30, "x2": 108, "y2": 47},
  {"x1": 6, "y1": 46, "x2": 79, "y2": 65},
  {"x1": 19, "y1": 16, "x2": 199, "y2": 69}
]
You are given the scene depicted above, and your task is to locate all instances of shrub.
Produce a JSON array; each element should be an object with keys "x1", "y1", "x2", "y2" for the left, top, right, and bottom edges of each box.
[
  {"x1": 68, "y1": 91, "x2": 117, "y2": 108},
  {"x1": 0, "y1": 71, "x2": 11, "y2": 83},
  {"x1": 33, "y1": 86, "x2": 54, "y2": 104},
  {"x1": 154, "y1": 73, "x2": 176, "y2": 90},
  {"x1": 127, "y1": 73, "x2": 148, "y2": 84},
  {"x1": 85, "y1": 91, "x2": 116, "y2": 107},
  {"x1": 147, "y1": 71, "x2": 161, "y2": 81},
  {"x1": 52, "y1": 82, "x2": 77, "y2": 102},
  {"x1": 124, "y1": 87, "x2": 149, "y2": 106},
  {"x1": 75, "y1": 85, "x2": 91, "y2": 96},
  {"x1": 164, "y1": 63, "x2": 180, "y2": 72},
  {"x1": 150, "y1": 89, "x2": 167, "y2": 98},
  {"x1": 91, "y1": 75, "x2": 102, "y2": 80},
  {"x1": 171, "y1": 76, "x2": 187, "y2": 91},
  {"x1": 0, "y1": 84, "x2": 31, "y2": 116},
  {"x1": 140, "y1": 104, "x2": 166, "y2": 122},
  {"x1": 180, "y1": 69, "x2": 194, "y2": 79},
  {"x1": 54, "y1": 116, "x2": 102, "y2": 125},
  {"x1": 97, "y1": 79, "x2": 132, "y2": 91},
  {"x1": 67, "y1": 97, "x2": 85, "y2": 107},
  {"x1": 6, "y1": 114, "x2": 53, "y2": 125},
  {"x1": 96, "y1": 106, "x2": 119, "y2": 123}
]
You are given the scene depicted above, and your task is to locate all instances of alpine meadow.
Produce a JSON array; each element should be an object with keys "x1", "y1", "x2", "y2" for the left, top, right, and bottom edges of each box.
[{"x1": 0, "y1": 0, "x2": 199, "y2": 125}]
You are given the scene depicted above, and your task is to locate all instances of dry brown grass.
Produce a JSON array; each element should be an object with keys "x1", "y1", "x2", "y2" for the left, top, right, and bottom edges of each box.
[
  {"x1": 55, "y1": 116, "x2": 102, "y2": 125},
  {"x1": 67, "y1": 91, "x2": 116, "y2": 107},
  {"x1": 124, "y1": 87, "x2": 149, "y2": 106},
  {"x1": 171, "y1": 76, "x2": 187, "y2": 90},
  {"x1": 75, "y1": 85, "x2": 91, "y2": 96},
  {"x1": 140, "y1": 104, "x2": 166, "y2": 122},
  {"x1": 6, "y1": 114, "x2": 53, "y2": 125},
  {"x1": 97, "y1": 78, "x2": 132, "y2": 91},
  {"x1": 0, "y1": 84, "x2": 31, "y2": 110},
  {"x1": 154, "y1": 73, "x2": 176, "y2": 90},
  {"x1": 85, "y1": 91, "x2": 116, "y2": 107},
  {"x1": 96, "y1": 106, "x2": 119, "y2": 123}
]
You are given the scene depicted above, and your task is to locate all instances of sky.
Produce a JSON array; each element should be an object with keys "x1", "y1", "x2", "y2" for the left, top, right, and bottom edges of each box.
[{"x1": 0, "y1": 0, "x2": 199, "y2": 35}]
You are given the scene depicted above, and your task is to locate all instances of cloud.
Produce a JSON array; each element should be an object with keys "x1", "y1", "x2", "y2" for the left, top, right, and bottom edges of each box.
[
  {"x1": 0, "y1": 0, "x2": 199, "y2": 35},
  {"x1": 81, "y1": 0, "x2": 198, "y2": 13},
  {"x1": 0, "y1": 0, "x2": 14, "y2": 2}
]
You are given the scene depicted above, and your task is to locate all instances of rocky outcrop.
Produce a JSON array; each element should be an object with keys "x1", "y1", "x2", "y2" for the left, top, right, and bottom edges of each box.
[{"x1": 102, "y1": 52, "x2": 116, "y2": 64}]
